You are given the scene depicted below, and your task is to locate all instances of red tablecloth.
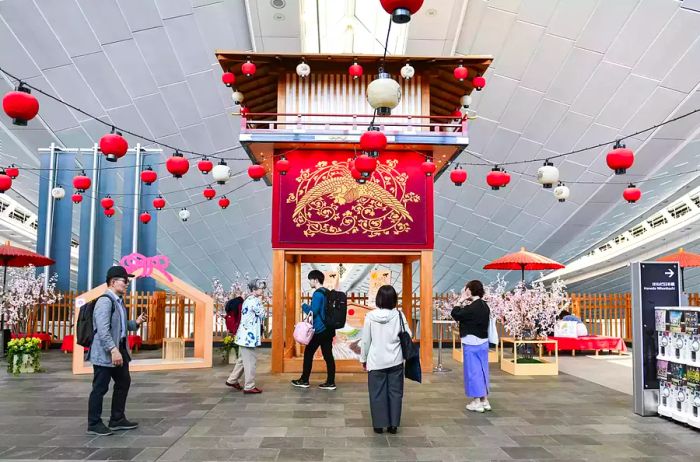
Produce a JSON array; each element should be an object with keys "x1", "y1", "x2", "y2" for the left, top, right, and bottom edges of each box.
[
  {"x1": 61, "y1": 335, "x2": 75, "y2": 353},
  {"x1": 60, "y1": 334, "x2": 141, "y2": 353},
  {"x1": 546, "y1": 335, "x2": 627, "y2": 353},
  {"x1": 11, "y1": 333, "x2": 52, "y2": 350}
]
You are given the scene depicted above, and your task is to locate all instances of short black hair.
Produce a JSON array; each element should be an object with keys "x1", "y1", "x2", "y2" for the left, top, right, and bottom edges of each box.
[
  {"x1": 465, "y1": 280, "x2": 485, "y2": 298},
  {"x1": 375, "y1": 285, "x2": 398, "y2": 309},
  {"x1": 308, "y1": 270, "x2": 324, "y2": 284},
  {"x1": 558, "y1": 310, "x2": 571, "y2": 320}
]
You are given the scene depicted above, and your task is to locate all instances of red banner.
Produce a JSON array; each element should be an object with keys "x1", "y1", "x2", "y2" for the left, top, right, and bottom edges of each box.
[{"x1": 272, "y1": 150, "x2": 433, "y2": 249}]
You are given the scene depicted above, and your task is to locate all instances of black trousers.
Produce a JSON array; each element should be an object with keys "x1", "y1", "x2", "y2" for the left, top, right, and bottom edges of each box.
[
  {"x1": 300, "y1": 329, "x2": 335, "y2": 383},
  {"x1": 368, "y1": 364, "x2": 404, "y2": 428},
  {"x1": 88, "y1": 345, "x2": 131, "y2": 426}
]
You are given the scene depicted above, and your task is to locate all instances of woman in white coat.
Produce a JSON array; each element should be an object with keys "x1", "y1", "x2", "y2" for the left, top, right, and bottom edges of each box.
[{"x1": 360, "y1": 285, "x2": 411, "y2": 434}]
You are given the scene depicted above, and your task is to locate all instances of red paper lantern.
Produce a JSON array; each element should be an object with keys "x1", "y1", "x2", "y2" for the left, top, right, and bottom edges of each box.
[
  {"x1": 421, "y1": 160, "x2": 436, "y2": 177},
  {"x1": 502, "y1": 171, "x2": 511, "y2": 188},
  {"x1": 104, "y1": 208, "x2": 115, "y2": 218},
  {"x1": 380, "y1": 0, "x2": 424, "y2": 23},
  {"x1": 99, "y1": 129, "x2": 128, "y2": 162},
  {"x1": 140, "y1": 212, "x2": 151, "y2": 224},
  {"x1": 203, "y1": 186, "x2": 216, "y2": 200},
  {"x1": 166, "y1": 152, "x2": 190, "y2": 178},
  {"x1": 623, "y1": 184, "x2": 641, "y2": 203},
  {"x1": 606, "y1": 141, "x2": 634, "y2": 175},
  {"x1": 2, "y1": 84, "x2": 39, "y2": 126},
  {"x1": 222, "y1": 72, "x2": 235, "y2": 87},
  {"x1": 240, "y1": 106, "x2": 250, "y2": 117},
  {"x1": 351, "y1": 167, "x2": 364, "y2": 183},
  {"x1": 153, "y1": 195, "x2": 166, "y2": 210},
  {"x1": 348, "y1": 308, "x2": 355, "y2": 316},
  {"x1": 451, "y1": 109, "x2": 463, "y2": 120},
  {"x1": 450, "y1": 167, "x2": 467, "y2": 186},
  {"x1": 198, "y1": 157, "x2": 213, "y2": 174},
  {"x1": 0, "y1": 171, "x2": 12, "y2": 192},
  {"x1": 241, "y1": 60, "x2": 256, "y2": 77},
  {"x1": 73, "y1": 172, "x2": 92, "y2": 192},
  {"x1": 453, "y1": 64, "x2": 468, "y2": 81},
  {"x1": 360, "y1": 129, "x2": 387, "y2": 157},
  {"x1": 486, "y1": 167, "x2": 509, "y2": 190},
  {"x1": 72, "y1": 193, "x2": 83, "y2": 204},
  {"x1": 276, "y1": 157, "x2": 290, "y2": 176},
  {"x1": 101, "y1": 196, "x2": 114, "y2": 209},
  {"x1": 472, "y1": 75, "x2": 486, "y2": 91},
  {"x1": 140, "y1": 166, "x2": 157, "y2": 185},
  {"x1": 5, "y1": 165, "x2": 19, "y2": 180},
  {"x1": 349, "y1": 62, "x2": 363, "y2": 79},
  {"x1": 219, "y1": 196, "x2": 230, "y2": 209},
  {"x1": 355, "y1": 154, "x2": 377, "y2": 178},
  {"x1": 248, "y1": 164, "x2": 266, "y2": 181}
]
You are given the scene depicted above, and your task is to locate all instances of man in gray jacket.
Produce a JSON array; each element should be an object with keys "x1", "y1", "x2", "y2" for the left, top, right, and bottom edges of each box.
[{"x1": 87, "y1": 266, "x2": 147, "y2": 436}]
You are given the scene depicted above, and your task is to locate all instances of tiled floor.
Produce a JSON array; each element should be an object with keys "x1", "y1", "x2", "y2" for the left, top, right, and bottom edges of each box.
[{"x1": 0, "y1": 349, "x2": 698, "y2": 461}]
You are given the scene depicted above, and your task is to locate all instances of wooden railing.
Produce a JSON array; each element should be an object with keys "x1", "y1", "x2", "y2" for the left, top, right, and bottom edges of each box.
[{"x1": 27, "y1": 290, "x2": 700, "y2": 346}]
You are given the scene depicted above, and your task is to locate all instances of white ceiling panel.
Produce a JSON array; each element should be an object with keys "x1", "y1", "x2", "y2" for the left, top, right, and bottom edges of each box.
[
  {"x1": 469, "y1": 5, "x2": 517, "y2": 56},
  {"x1": 76, "y1": 0, "x2": 132, "y2": 45},
  {"x1": 133, "y1": 27, "x2": 186, "y2": 87},
  {"x1": 23, "y1": 75, "x2": 79, "y2": 132},
  {"x1": 522, "y1": 98, "x2": 568, "y2": 144},
  {"x1": 73, "y1": 52, "x2": 132, "y2": 110},
  {"x1": 606, "y1": 0, "x2": 678, "y2": 68},
  {"x1": 155, "y1": 0, "x2": 192, "y2": 20},
  {"x1": 43, "y1": 65, "x2": 106, "y2": 124},
  {"x1": 163, "y1": 14, "x2": 212, "y2": 75},
  {"x1": 103, "y1": 40, "x2": 160, "y2": 99},
  {"x1": 159, "y1": 81, "x2": 203, "y2": 129},
  {"x1": 482, "y1": 127, "x2": 520, "y2": 163},
  {"x1": 494, "y1": 20, "x2": 545, "y2": 80},
  {"x1": 519, "y1": 33, "x2": 572, "y2": 93},
  {"x1": 570, "y1": 61, "x2": 630, "y2": 117},
  {"x1": 0, "y1": 21, "x2": 41, "y2": 81},
  {"x1": 546, "y1": 46, "x2": 603, "y2": 105},
  {"x1": 662, "y1": 37, "x2": 700, "y2": 93},
  {"x1": 517, "y1": 0, "x2": 558, "y2": 27},
  {"x1": 36, "y1": 0, "x2": 102, "y2": 58},
  {"x1": 623, "y1": 86, "x2": 688, "y2": 141},
  {"x1": 597, "y1": 74, "x2": 658, "y2": 130},
  {"x1": 134, "y1": 93, "x2": 179, "y2": 139},
  {"x1": 491, "y1": 203, "x2": 522, "y2": 228},
  {"x1": 576, "y1": 0, "x2": 639, "y2": 53},
  {"x1": 546, "y1": 0, "x2": 598, "y2": 41},
  {"x1": 545, "y1": 111, "x2": 593, "y2": 154},
  {"x1": 118, "y1": 0, "x2": 162, "y2": 32},
  {"x1": 499, "y1": 86, "x2": 543, "y2": 132},
  {"x1": 473, "y1": 75, "x2": 519, "y2": 122},
  {"x1": 634, "y1": 8, "x2": 700, "y2": 81},
  {"x1": 192, "y1": 1, "x2": 252, "y2": 60},
  {"x1": 502, "y1": 176, "x2": 540, "y2": 208}
]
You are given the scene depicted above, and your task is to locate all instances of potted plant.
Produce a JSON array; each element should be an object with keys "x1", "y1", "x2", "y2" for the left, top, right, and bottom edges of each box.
[
  {"x1": 6, "y1": 337, "x2": 42, "y2": 375},
  {"x1": 220, "y1": 334, "x2": 237, "y2": 364}
]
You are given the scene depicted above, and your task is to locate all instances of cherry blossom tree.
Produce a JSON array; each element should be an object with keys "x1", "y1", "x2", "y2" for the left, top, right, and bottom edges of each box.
[{"x1": 0, "y1": 266, "x2": 61, "y2": 334}]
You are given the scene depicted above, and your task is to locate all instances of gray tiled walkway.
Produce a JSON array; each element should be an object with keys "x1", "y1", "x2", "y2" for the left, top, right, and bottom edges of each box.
[{"x1": 0, "y1": 349, "x2": 698, "y2": 461}]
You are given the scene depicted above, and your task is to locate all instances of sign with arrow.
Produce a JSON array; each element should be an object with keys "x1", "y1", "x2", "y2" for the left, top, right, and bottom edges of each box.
[{"x1": 631, "y1": 261, "x2": 681, "y2": 416}]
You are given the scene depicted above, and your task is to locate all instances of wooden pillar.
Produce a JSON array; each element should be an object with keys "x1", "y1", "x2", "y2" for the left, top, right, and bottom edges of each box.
[
  {"x1": 420, "y1": 250, "x2": 433, "y2": 372},
  {"x1": 284, "y1": 256, "x2": 296, "y2": 358},
  {"x1": 271, "y1": 249, "x2": 285, "y2": 373},
  {"x1": 193, "y1": 301, "x2": 205, "y2": 358},
  {"x1": 402, "y1": 260, "x2": 413, "y2": 330}
]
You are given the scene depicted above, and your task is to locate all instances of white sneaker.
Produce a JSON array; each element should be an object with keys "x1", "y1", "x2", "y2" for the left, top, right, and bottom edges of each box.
[
  {"x1": 481, "y1": 399, "x2": 492, "y2": 411},
  {"x1": 466, "y1": 400, "x2": 484, "y2": 413}
]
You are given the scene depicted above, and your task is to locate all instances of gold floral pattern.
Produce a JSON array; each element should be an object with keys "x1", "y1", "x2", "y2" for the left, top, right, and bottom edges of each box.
[{"x1": 286, "y1": 159, "x2": 420, "y2": 238}]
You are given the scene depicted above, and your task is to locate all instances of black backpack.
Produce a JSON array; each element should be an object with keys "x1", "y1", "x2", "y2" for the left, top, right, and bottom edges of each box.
[
  {"x1": 76, "y1": 295, "x2": 115, "y2": 348},
  {"x1": 319, "y1": 288, "x2": 347, "y2": 330}
]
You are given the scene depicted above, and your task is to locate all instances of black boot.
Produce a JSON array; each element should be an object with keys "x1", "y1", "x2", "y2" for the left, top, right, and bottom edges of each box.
[{"x1": 373, "y1": 427, "x2": 384, "y2": 434}]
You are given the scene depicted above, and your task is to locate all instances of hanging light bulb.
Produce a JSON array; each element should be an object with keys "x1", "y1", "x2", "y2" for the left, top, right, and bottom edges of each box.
[
  {"x1": 179, "y1": 208, "x2": 191, "y2": 222},
  {"x1": 553, "y1": 182, "x2": 570, "y2": 202},
  {"x1": 212, "y1": 159, "x2": 231, "y2": 185},
  {"x1": 400, "y1": 63, "x2": 415, "y2": 80},
  {"x1": 296, "y1": 60, "x2": 311, "y2": 78},
  {"x1": 367, "y1": 72, "x2": 401, "y2": 116},
  {"x1": 537, "y1": 160, "x2": 559, "y2": 189}
]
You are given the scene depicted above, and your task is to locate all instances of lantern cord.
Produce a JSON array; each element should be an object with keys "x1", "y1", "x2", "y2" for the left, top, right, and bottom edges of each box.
[{"x1": 380, "y1": 17, "x2": 393, "y2": 72}]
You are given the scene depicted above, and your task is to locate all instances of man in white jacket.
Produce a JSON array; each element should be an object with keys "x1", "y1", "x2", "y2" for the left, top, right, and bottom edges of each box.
[{"x1": 359, "y1": 285, "x2": 411, "y2": 434}]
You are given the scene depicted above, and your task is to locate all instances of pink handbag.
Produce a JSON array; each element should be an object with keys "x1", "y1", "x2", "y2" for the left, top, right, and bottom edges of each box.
[{"x1": 293, "y1": 312, "x2": 315, "y2": 345}]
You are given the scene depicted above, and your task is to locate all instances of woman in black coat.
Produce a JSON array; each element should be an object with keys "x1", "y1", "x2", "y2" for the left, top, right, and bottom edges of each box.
[{"x1": 451, "y1": 280, "x2": 491, "y2": 413}]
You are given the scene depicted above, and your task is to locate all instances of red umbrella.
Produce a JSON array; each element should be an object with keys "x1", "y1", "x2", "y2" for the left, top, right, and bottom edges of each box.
[
  {"x1": 657, "y1": 248, "x2": 700, "y2": 291},
  {"x1": 0, "y1": 242, "x2": 55, "y2": 338},
  {"x1": 483, "y1": 246, "x2": 565, "y2": 281}
]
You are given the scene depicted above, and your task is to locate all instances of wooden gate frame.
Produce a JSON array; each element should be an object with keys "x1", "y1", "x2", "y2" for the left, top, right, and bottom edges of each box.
[
  {"x1": 72, "y1": 267, "x2": 213, "y2": 374},
  {"x1": 271, "y1": 249, "x2": 433, "y2": 373}
]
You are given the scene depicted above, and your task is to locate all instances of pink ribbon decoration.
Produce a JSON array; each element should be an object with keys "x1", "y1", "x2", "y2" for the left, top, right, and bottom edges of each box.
[{"x1": 119, "y1": 253, "x2": 174, "y2": 282}]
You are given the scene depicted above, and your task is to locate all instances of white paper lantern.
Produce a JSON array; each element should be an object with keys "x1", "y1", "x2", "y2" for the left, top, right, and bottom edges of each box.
[
  {"x1": 537, "y1": 160, "x2": 559, "y2": 189},
  {"x1": 400, "y1": 63, "x2": 415, "y2": 80},
  {"x1": 179, "y1": 208, "x2": 190, "y2": 222},
  {"x1": 366, "y1": 72, "x2": 401, "y2": 116},
  {"x1": 212, "y1": 160, "x2": 231, "y2": 185},
  {"x1": 231, "y1": 91, "x2": 244, "y2": 105},
  {"x1": 553, "y1": 183, "x2": 570, "y2": 202},
  {"x1": 51, "y1": 185, "x2": 65, "y2": 200},
  {"x1": 460, "y1": 94, "x2": 472, "y2": 108},
  {"x1": 296, "y1": 62, "x2": 311, "y2": 78}
]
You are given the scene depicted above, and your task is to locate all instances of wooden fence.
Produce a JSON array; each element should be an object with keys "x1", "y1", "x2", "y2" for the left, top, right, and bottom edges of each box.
[{"x1": 25, "y1": 290, "x2": 700, "y2": 346}]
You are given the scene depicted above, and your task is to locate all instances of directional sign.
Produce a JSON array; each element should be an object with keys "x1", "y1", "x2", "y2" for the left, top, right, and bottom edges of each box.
[{"x1": 665, "y1": 269, "x2": 674, "y2": 278}]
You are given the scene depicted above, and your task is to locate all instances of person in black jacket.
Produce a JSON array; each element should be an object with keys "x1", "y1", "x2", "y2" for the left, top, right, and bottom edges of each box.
[{"x1": 451, "y1": 280, "x2": 491, "y2": 413}]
